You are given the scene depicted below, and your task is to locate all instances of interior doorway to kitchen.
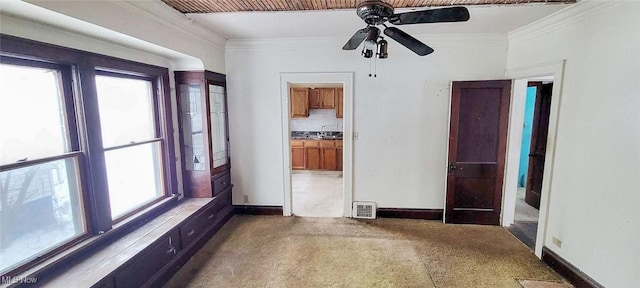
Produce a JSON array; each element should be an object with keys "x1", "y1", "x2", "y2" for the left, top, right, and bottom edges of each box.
[
  {"x1": 289, "y1": 83, "x2": 344, "y2": 217},
  {"x1": 280, "y1": 72, "x2": 353, "y2": 217}
]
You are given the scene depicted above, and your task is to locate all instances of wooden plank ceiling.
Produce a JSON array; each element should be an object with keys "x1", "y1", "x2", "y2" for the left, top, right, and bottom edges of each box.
[{"x1": 162, "y1": 0, "x2": 575, "y2": 13}]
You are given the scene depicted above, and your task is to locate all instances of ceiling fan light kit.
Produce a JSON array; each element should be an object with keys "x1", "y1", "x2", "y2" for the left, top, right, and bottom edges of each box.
[{"x1": 343, "y1": 0, "x2": 470, "y2": 60}]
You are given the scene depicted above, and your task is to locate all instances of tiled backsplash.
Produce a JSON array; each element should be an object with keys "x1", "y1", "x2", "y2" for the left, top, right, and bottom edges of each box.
[{"x1": 291, "y1": 109, "x2": 343, "y2": 132}]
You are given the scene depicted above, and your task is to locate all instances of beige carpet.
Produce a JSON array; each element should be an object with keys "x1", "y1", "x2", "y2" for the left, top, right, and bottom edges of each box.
[{"x1": 165, "y1": 216, "x2": 570, "y2": 288}]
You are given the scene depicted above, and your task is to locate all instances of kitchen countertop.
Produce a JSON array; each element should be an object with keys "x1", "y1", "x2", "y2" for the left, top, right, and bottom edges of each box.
[{"x1": 291, "y1": 131, "x2": 343, "y2": 140}]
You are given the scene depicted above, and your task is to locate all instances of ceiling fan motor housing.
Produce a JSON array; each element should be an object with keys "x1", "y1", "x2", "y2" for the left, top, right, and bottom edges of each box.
[{"x1": 357, "y1": 1, "x2": 394, "y2": 25}]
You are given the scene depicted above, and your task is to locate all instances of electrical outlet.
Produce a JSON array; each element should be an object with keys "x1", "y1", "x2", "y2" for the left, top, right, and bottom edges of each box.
[
  {"x1": 552, "y1": 237, "x2": 562, "y2": 248},
  {"x1": 243, "y1": 195, "x2": 249, "y2": 203}
]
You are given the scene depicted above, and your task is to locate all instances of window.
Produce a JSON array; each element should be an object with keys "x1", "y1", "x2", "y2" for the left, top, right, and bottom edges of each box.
[
  {"x1": 95, "y1": 74, "x2": 165, "y2": 219},
  {"x1": 0, "y1": 35, "x2": 176, "y2": 277},
  {"x1": 0, "y1": 62, "x2": 86, "y2": 273}
]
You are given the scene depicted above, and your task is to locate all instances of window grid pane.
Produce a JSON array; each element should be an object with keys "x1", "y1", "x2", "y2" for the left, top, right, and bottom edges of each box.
[
  {"x1": 105, "y1": 142, "x2": 164, "y2": 219},
  {"x1": 0, "y1": 64, "x2": 70, "y2": 166},
  {"x1": 0, "y1": 157, "x2": 85, "y2": 274},
  {"x1": 95, "y1": 75, "x2": 155, "y2": 148}
]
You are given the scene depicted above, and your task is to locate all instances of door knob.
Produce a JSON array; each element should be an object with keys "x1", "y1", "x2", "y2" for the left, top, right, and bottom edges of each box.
[{"x1": 448, "y1": 162, "x2": 457, "y2": 175}]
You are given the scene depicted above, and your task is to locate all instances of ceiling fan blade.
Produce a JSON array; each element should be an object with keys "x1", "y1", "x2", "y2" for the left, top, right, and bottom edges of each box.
[
  {"x1": 383, "y1": 27, "x2": 434, "y2": 56},
  {"x1": 342, "y1": 28, "x2": 368, "y2": 50},
  {"x1": 389, "y1": 7, "x2": 470, "y2": 25}
]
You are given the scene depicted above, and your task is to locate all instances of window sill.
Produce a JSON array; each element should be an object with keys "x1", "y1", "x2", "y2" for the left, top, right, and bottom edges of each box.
[{"x1": 3, "y1": 197, "x2": 215, "y2": 288}]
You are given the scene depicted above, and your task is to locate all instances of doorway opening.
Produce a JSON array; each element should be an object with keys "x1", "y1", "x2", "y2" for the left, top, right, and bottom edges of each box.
[
  {"x1": 289, "y1": 84, "x2": 344, "y2": 217},
  {"x1": 507, "y1": 78, "x2": 553, "y2": 249},
  {"x1": 279, "y1": 72, "x2": 353, "y2": 218}
]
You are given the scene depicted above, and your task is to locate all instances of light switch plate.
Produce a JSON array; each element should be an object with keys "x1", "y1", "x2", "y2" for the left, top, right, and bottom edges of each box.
[{"x1": 552, "y1": 237, "x2": 562, "y2": 248}]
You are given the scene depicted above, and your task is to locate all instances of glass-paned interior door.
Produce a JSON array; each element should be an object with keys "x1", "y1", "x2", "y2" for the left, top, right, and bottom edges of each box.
[
  {"x1": 208, "y1": 84, "x2": 227, "y2": 169},
  {"x1": 180, "y1": 84, "x2": 206, "y2": 171}
]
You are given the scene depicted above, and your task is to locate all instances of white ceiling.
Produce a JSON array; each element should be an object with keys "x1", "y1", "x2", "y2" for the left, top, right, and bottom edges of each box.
[{"x1": 189, "y1": 4, "x2": 570, "y2": 40}]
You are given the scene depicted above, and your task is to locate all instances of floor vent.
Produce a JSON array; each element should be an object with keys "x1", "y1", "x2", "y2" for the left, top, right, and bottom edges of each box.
[{"x1": 352, "y1": 202, "x2": 376, "y2": 219}]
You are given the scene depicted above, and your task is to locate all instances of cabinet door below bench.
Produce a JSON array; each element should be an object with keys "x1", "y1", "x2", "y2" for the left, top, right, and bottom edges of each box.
[{"x1": 114, "y1": 230, "x2": 181, "y2": 288}]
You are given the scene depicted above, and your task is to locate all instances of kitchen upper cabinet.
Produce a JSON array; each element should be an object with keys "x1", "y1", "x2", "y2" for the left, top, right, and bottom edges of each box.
[
  {"x1": 320, "y1": 88, "x2": 336, "y2": 109},
  {"x1": 291, "y1": 88, "x2": 309, "y2": 118},
  {"x1": 335, "y1": 88, "x2": 343, "y2": 118},
  {"x1": 291, "y1": 140, "x2": 305, "y2": 170},
  {"x1": 308, "y1": 88, "x2": 321, "y2": 109},
  {"x1": 176, "y1": 71, "x2": 231, "y2": 198}
]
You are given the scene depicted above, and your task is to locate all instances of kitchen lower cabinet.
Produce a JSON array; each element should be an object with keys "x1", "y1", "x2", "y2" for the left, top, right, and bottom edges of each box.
[
  {"x1": 291, "y1": 140, "x2": 305, "y2": 170},
  {"x1": 304, "y1": 141, "x2": 321, "y2": 170},
  {"x1": 294, "y1": 139, "x2": 342, "y2": 171},
  {"x1": 321, "y1": 141, "x2": 338, "y2": 170},
  {"x1": 337, "y1": 141, "x2": 343, "y2": 171}
]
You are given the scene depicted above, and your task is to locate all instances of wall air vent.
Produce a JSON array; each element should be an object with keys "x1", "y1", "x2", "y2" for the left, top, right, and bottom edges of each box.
[{"x1": 352, "y1": 202, "x2": 376, "y2": 219}]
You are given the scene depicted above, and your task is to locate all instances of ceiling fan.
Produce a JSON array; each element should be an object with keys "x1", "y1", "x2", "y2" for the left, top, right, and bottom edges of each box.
[{"x1": 343, "y1": 1, "x2": 470, "y2": 58}]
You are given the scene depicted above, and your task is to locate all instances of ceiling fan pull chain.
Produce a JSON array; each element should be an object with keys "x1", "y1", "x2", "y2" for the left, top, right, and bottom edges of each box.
[
  {"x1": 373, "y1": 55, "x2": 377, "y2": 77},
  {"x1": 369, "y1": 55, "x2": 373, "y2": 77}
]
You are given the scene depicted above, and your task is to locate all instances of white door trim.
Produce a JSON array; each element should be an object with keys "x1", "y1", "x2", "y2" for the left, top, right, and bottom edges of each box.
[
  {"x1": 279, "y1": 72, "x2": 354, "y2": 217},
  {"x1": 503, "y1": 60, "x2": 566, "y2": 257}
]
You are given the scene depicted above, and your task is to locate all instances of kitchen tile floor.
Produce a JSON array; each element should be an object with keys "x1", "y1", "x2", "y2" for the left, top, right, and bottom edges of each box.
[{"x1": 291, "y1": 170, "x2": 343, "y2": 217}]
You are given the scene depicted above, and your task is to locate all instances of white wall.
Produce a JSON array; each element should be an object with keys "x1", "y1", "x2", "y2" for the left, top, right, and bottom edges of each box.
[
  {"x1": 21, "y1": 0, "x2": 226, "y2": 72},
  {"x1": 291, "y1": 109, "x2": 343, "y2": 132},
  {"x1": 0, "y1": 14, "x2": 172, "y2": 68},
  {"x1": 226, "y1": 34, "x2": 508, "y2": 207},
  {"x1": 507, "y1": 1, "x2": 640, "y2": 287}
]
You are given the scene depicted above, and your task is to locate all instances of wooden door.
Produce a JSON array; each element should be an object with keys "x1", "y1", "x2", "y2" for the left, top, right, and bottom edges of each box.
[
  {"x1": 446, "y1": 80, "x2": 511, "y2": 225},
  {"x1": 525, "y1": 83, "x2": 553, "y2": 209},
  {"x1": 308, "y1": 89, "x2": 321, "y2": 109},
  {"x1": 320, "y1": 88, "x2": 336, "y2": 109},
  {"x1": 290, "y1": 88, "x2": 308, "y2": 118},
  {"x1": 335, "y1": 88, "x2": 343, "y2": 118}
]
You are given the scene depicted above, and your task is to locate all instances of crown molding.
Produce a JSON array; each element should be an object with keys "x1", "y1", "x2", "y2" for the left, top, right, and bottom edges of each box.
[
  {"x1": 226, "y1": 33, "x2": 507, "y2": 52},
  {"x1": 509, "y1": 1, "x2": 618, "y2": 45},
  {"x1": 111, "y1": 1, "x2": 227, "y2": 51}
]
